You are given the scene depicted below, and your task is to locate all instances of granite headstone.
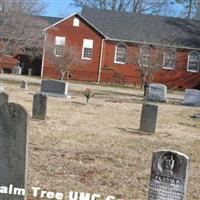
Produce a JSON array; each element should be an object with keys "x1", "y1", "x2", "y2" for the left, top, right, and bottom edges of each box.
[
  {"x1": 145, "y1": 83, "x2": 167, "y2": 103},
  {"x1": 139, "y1": 103, "x2": 158, "y2": 133},
  {"x1": 183, "y1": 89, "x2": 200, "y2": 106},
  {"x1": 28, "y1": 68, "x2": 32, "y2": 76},
  {"x1": 40, "y1": 80, "x2": 68, "y2": 97},
  {"x1": 20, "y1": 80, "x2": 28, "y2": 90},
  {"x1": 148, "y1": 150, "x2": 189, "y2": 200},
  {"x1": 0, "y1": 92, "x2": 8, "y2": 107},
  {"x1": 32, "y1": 93, "x2": 47, "y2": 120},
  {"x1": 0, "y1": 103, "x2": 29, "y2": 200}
]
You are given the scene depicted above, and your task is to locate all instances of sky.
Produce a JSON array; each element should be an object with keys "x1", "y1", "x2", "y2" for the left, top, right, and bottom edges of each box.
[
  {"x1": 40, "y1": 0, "x2": 182, "y2": 18},
  {"x1": 40, "y1": 0, "x2": 80, "y2": 17}
]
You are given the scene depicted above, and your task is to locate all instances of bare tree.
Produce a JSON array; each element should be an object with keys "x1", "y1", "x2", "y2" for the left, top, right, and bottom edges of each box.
[
  {"x1": 128, "y1": 42, "x2": 176, "y2": 95},
  {"x1": 129, "y1": 45, "x2": 163, "y2": 85},
  {"x1": 0, "y1": 0, "x2": 48, "y2": 58},
  {"x1": 0, "y1": 0, "x2": 47, "y2": 15},
  {"x1": 175, "y1": 0, "x2": 200, "y2": 19},
  {"x1": 71, "y1": 0, "x2": 171, "y2": 15},
  {"x1": 45, "y1": 42, "x2": 81, "y2": 81}
]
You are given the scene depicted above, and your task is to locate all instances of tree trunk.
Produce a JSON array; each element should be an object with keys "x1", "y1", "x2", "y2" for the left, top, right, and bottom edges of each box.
[
  {"x1": 66, "y1": 70, "x2": 70, "y2": 80},
  {"x1": 60, "y1": 72, "x2": 65, "y2": 81},
  {"x1": 188, "y1": 0, "x2": 192, "y2": 18}
]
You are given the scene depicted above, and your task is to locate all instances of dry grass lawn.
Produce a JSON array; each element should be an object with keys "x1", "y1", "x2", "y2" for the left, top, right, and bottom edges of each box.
[{"x1": 2, "y1": 81, "x2": 200, "y2": 200}]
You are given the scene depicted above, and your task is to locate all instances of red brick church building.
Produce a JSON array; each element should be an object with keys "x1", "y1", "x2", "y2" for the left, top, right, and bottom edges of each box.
[{"x1": 42, "y1": 8, "x2": 200, "y2": 89}]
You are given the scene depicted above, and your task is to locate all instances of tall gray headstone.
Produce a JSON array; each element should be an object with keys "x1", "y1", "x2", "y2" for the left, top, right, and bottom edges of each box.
[
  {"x1": 139, "y1": 103, "x2": 158, "y2": 133},
  {"x1": 148, "y1": 150, "x2": 189, "y2": 200},
  {"x1": 0, "y1": 92, "x2": 8, "y2": 106},
  {"x1": 0, "y1": 103, "x2": 29, "y2": 200},
  {"x1": 32, "y1": 93, "x2": 47, "y2": 120}
]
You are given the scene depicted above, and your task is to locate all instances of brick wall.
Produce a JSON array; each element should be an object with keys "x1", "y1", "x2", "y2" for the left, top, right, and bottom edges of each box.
[{"x1": 42, "y1": 15, "x2": 200, "y2": 89}]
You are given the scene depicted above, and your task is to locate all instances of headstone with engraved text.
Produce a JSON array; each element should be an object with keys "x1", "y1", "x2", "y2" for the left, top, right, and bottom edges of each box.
[
  {"x1": 145, "y1": 83, "x2": 167, "y2": 103},
  {"x1": 148, "y1": 150, "x2": 189, "y2": 200},
  {"x1": 40, "y1": 79, "x2": 68, "y2": 97}
]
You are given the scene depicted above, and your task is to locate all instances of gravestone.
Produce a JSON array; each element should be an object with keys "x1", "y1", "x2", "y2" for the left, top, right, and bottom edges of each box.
[
  {"x1": 183, "y1": 89, "x2": 200, "y2": 106},
  {"x1": 28, "y1": 68, "x2": 32, "y2": 76},
  {"x1": 139, "y1": 103, "x2": 158, "y2": 133},
  {"x1": 40, "y1": 80, "x2": 68, "y2": 97},
  {"x1": 20, "y1": 80, "x2": 28, "y2": 90},
  {"x1": 32, "y1": 93, "x2": 47, "y2": 120},
  {"x1": 0, "y1": 92, "x2": 8, "y2": 106},
  {"x1": 12, "y1": 66, "x2": 22, "y2": 75},
  {"x1": 191, "y1": 113, "x2": 200, "y2": 119},
  {"x1": 0, "y1": 103, "x2": 29, "y2": 200},
  {"x1": 148, "y1": 150, "x2": 189, "y2": 200},
  {"x1": 0, "y1": 83, "x2": 4, "y2": 92},
  {"x1": 145, "y1": 83, "x2": 167, "y2": 103}
]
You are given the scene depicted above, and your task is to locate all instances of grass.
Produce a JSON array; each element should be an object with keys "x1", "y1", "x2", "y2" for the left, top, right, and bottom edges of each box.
[{"x1": 3, "y1": 82, "x2": 200, "y2": 200}]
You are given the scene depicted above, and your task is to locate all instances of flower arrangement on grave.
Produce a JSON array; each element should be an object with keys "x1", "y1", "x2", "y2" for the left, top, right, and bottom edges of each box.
[{"x1": 83, "y1": 88, "x2": 94, "y2": 103}]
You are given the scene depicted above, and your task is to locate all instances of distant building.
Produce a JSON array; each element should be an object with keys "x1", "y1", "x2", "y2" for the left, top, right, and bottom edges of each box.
[
  {"x1": 0, "y1": 15, "x2": 62, "y2": 75},
  {"x1": 42, "y1": 8, "x2": 200, "y2": 89}
]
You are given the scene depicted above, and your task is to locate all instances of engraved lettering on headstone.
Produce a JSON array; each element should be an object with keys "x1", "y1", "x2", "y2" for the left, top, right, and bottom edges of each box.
[{"x1": 148, "y1": 150, "x2": 189, "y2": 200}]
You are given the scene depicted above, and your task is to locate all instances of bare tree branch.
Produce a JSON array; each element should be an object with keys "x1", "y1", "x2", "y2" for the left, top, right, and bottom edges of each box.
[
  {"x1": 0, "y1": 0, "x2": 48, "y2": 58},
  {"x1": 45, "y1": 41, "x2": 82, "y2": 81},
  {"x1": 70, "y1": 0, "x2": 171, "y2": 14}
]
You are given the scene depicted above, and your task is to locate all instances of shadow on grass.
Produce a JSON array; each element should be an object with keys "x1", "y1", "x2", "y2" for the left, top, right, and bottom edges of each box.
[
  {"x1": 117, "y1": 127, "x2": 172, "y2": 137},
  {"x1": 71, "y1": 101, "x2": 87, "y2": 105}
]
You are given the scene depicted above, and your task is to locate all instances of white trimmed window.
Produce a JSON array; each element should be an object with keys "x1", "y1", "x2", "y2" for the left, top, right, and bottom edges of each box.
[
  {"x1": 73, "y1": 18, "x2": 80, "y2": 27},
  {"x1": 114, "y1": 42, "x2": 126, "y2": 64},
  {"x1": 82, "y1": 39, "x2": 93, "y2": 60},
  {"x1": 163, "y1": 49, "x2": 176, "y2": 69},
  {"x1": 140, "y1": 45, "x2": 151, "y2": 66},
  {"x1": 187, "y1": 51, "x2": 200, "y2": 72},
  {"x1": 55, "y1": 36, "x2": 65, "y2": 56}
]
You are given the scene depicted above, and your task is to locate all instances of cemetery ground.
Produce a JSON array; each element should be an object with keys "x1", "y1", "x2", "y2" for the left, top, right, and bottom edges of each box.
[{"x1": 2, "y1": 79, "x2": 200, "y2": 200}]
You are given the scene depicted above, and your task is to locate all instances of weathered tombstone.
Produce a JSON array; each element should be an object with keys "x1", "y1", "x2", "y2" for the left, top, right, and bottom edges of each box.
[
  {"x1": 148, "y1": 150, "x2": 189, "y2": 200},
  {"x1": 32, "y1": 93, "x2": 47, "y2": 120},
  {"x1": 28, "y1": 68, "x2": 32, "y2": 76},
  {"x1": 0, "y1": 92, "x2": 8, "y2": 106},
  {"x1": 183, "y1": 89, "x2": 200, "y2": 106},
  {"x1": 40, "y1": 79, "x2": 68, "y2": 97},
  {"x1": 12, "y1": 66, "x2": 22, "y2": 75},
  {"x1": 20, "y1": 80, "x2": 28, "y2": 90},
  {"x1": 139, "y1": 103, "x2": 158, "y2": 133},
  {"x1": 191, "y1": 112, "x2": 200, "y2": 119},
  {"x1": 145, "y1": 83, "x2": 167, "y2": 103},
  {"x1": 0, "y1": 83, "x2": 5, "y2": 92},
  {"x1": 0, "y1": 103, "x2": 29, "y2": 200}
]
